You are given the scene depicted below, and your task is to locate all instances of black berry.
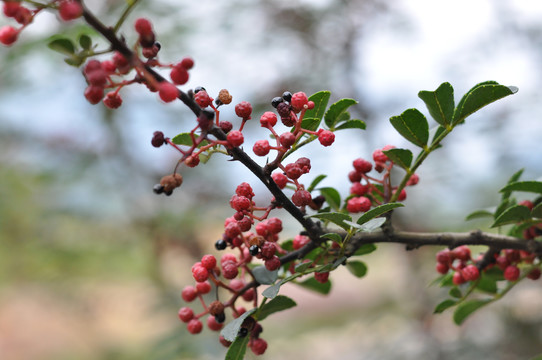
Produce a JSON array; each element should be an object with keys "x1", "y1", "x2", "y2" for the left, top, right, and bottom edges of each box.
[
  {"x1": 194, "y1": 86, "x2": 206, "y2": 94},
  {"x1": 151, "y1": 131, "x2": 165, "y2": 148},
  {"x1": 238, "y1": 327, "x2": 249, "y2": 337},
  {"x1": 249, "y1": 245, "x2": 260, "y2": 256},
  {"x1": 215, "y1": 313, "x2": 226, "y2": 324},
  {"x1": 282, "y1": 91, "x2": 292, "y2": 102},
  {"x1": 215, "y1": 239, "x2": 227, "y2": 250},
  {"x1": 271, "y1": 96, "x2": 283, "y2": 108},
  {"x1": 153, "y1": 184, "x2": 164, "y2": 194}
]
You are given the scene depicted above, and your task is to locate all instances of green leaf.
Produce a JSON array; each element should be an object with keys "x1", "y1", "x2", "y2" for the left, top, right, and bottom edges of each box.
[
  {"x1": 465, "y1": 209, "x2": 494, "y2": 221},
  {"x1": 418, "y1": 82, "x2": 455, "y2": 127},
  {"x1": 299, "y1": 117, "x2": 321, "y2": 132},
  {"x1": 491, "y1": 204, "x2": 532, "y2": 227},
  {"x1": 225, "y1": 334, "x2": 250, "y2": 360},
  {"x1": 434, "y1": 299, "x2": 458, "y2": 314},
  {"x1": 449, "y1": 287, "x2": 462, "y2": 298},
  {"x1": 220, "y1": 308, "x2": 257, "y2": 342},
  {"x1": 389, "y1": 108, "x2": 430, "y2": 148},
  {"x1": 532, "y1": 203, "x2": 542, "y2": 218},
  {"x1": 353, "y1": 243, "x2": 377, "y2": 256},
  {"x1": 453, "y1": 299, "x2": 492, "y2": 325},
  {"x1": 319, "y1": 187, "x2": 341, "y2": 211},
  {"x1": 334, "y1": 119, "x2": 366, "y2": 131},
  {"x1": 79, "y1": 34, "x2": 92, "y2": 50},
  {"x1": 452, "y1": 81, "x2": 518, "y2": 126},
  {"x1": 48, "y1": 37, "x2": 76, "y2": 55},
  {"x1": 321, "y1": 233, "x2": 343, "y2": 243},
  {"x1": 304, "y1": 91, "x2": 331, "y2": 122},
  {"x1": 357, "y1": 218, "x2": 386, "y2": 232},
  {"x1": 308, "y1": 212, "x2": 352, "y2": 230},
  {"x1": 64, "y1": 57, "x2": 84, "y2": 67},
  {"x1": 252, "y1": 266, "x2": 278, "y2": 285},
  {"x1": 501, "y1": 169, "x2": 524, "y2": 200},
  {"x1": 500, "y1": 181, "x2": 542, "y2": 195},
  {"x1": 346, "y1": 260, "x2": 367, "y2": 278},
  {"x1": 476, "y1": 274, "x2": 498, "y2": 294},
  {"x1": 296, "y1": 277, "x2": 331, "y2": 295},
  {"x1": 262, "y1": 282, "x2": 282, "y2": 299},
  {"x1": 307, "y1": 174, "x2": 327, "y2": 192},
  {"x1": 257, "y1": 295, "x2": 297, "y2": 321},
  {"x1": 324, "y1": 98, "x2": 358, "y2": 129},
  {"x1": 430, "y1": 125, "x2": 447, "y2": 146},
  {"x1": 171, "y1": 133, "x2": 210, "y2": 147},
  {"x1": 294, "y1": 261, "x2": 313, "y2": 273},
  {"x1": 383, "y1": 148, "x2": 413, "y2": 171},
  {"x1": 356, "y1": 203, "x2": 404, "y2": 226}
]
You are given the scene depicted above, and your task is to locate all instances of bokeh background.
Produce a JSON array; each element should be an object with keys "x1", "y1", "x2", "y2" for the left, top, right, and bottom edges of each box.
[{"x1": 1, "y1": 0, "x2": 542, "y2": 359}]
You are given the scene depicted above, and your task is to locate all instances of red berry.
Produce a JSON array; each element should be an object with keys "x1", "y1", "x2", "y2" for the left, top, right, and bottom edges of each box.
[
  {"x1": 436, "y1": 262, "x2": 449, "y2": 274},
  {"x1": 180, "y1": 57, "x2": 194, "y2": 70},
  {"x1": 219, "y1": 121, "x2": 233, "y2": 133},
  {"x1": 3, "y1": 1, "x2": 21, "y2": 17},
  {"x1": 253, "y1": 140, "x2": 271, "y2": 156},
  {"x1": 504, "y1": 249, "x2": 520, "y2": 263},
  {"x1": 452, "y1": 246, "x2": 471, "y2": 262},
  {"x1": 272, "y1": 172, "x2": 288, "y2": 189},
  {"x1": 235, "y1": 182, "x2": 254, "y2": 198},
  {"x1": 158, "y1": 82, "x2": 178, "y2": 102},
  {"x1": 224, "y1": 222, "x2": 242, "y2": 238},
  {"x1": 260, "y1": 242, "x2": 276, "y2": 259},
  {"x1": 235, "y1": 101, "x2": 252, "y2": 119},
  {"x1": 276, "y1": 133, "x2": 294, "y2": 150},
  {"x1": 527, "y1": 268, "x2": 541, "y2": 280},
  {"x1": 207, "y1": 315, "x2": 223, "y2": 331},
  {"x1": 187, "y1": 318, "x2": 203, "y2": 334},
  {"x1": 178, "y1": 307, "x2": 194, "y2": 322},
  {"x1": 237, "y1": 216, "x2": 253, "y2": 232},
  {"x1": 181, "y1": 285, "x2": 198, "y2": 302},
  {"x1": 255, "y1": 221, "x2": 269, "y2": 237},
  {"x1": 267, "y1": 217, "x2": 282, "y2": 234},
  {"x1": 0, "y1": 26, "x2": 18, "y2": 46},
  {"x1": 222, "y1": 260, "x2": 239, "y2": 279},
  {"x1": 353, "y1": 158, "x2": 373, "y2": 173},
  {"x1": 406, "y1": 173, "x2": 420, "y2": 186},
  {"x1": 112, "y1": 51, "x2": 129, "y2": 69},
  {"x1": 170, "y1": 66, "x2": 189, "y2": 85},
  {"x1": 293, "y1": 235, "x2": 310, "y2": 250},
  {"x1": 221, "y1": 254, "x2": 237, "y2": 265},
  {"x1": 496, "y1": 255, "x2": 510, "y2": 270},
  {"x1": 373, "y1": 149, "x2": 389, "y2": 163},
  {"x1": 58, "y1": 1, "x2": 83, "y2": 21},
  {"x1": 519, "y1": 200, "x2": 534, "y2": 210},
  {"x1": 250, "y1": 338, "x2": 268, "y2": 356},
  {"x1": 242, "y1": 288, "x2": 255, "y2": 302},
  {"x1": 196, "y1": 281, "x2": 212, "y2": 294},
  {"x1": 503, "y1": 265, "x2": 520, "y2": 281},
  {"x1": 290, "y1": 91, "x2": 308, "y2": 112},
  {"x1": 227, "y1": 130, "x2": 244, "y2": 147},
  {"x1": 84, "y1": 85, "x2": 104, "y2": 105},
  {"x1": 229, "y1": 279, "x2": 244, "y2": 291},
  {"x1": 350, "y1": 182, "x2": 369, "y2": 196},
  {"x1": 185, "y1": 155, "x2": 200, "y2": 167},
  {"x1": 436, "y1": 249, "x2": 451, "y2": 264},
  {"x1": 318, "y1": 129, "x2": 335, "y2": 146},
  {"x1": 134, "y1": 18, "x2": 153, "y2": 36},
  {"x1": 395, "y1": 189, "x2": 407, "y2": 201},
  {"x1": 346, "y1": 196, "x2": 371, "y2": 213},
  {"x1": 192, "y1": 265, "x2": 209, "y2": 282},
  {"x1": 461, "y1": 264, "x2": 480, "y2": 281},
  {"x1": 348, "y1": 170, "x2": 362, "y2": 183},
  {"x1": 201, "y1": 254, "x2": 217, "y2": 270},
  {"x1": 103, "y1": 91, "x2": 122, "y2": 109},
  {"x1": 314, "y1": 271, "x2": 330, "y2": 284},
  {"x1": 260, "y1": 111, "x2": 278, "y2": 128},
  {"x1": 14, "y1": 6, "x2": 32, "y2": 25},
  {"x1": 285, "y1": 163, "x2": 303, "y2": 180},
  {"x1": 230, "y1": 195, "x2": 251, "y2": 212},
  {"x1": 295, "y1": 157, "x2": 311, "y2": 173},
  {"x1": 194, "y1": 90, "x2": 212, "y2": 107},
  {"x1": 452, "y1": 271, "x2": 466, "y2": 285},
  {"x1": 292, "y1": 189, "x2": 311, "y2": 206},
  {"x1": 265, "y1": 255, "x2": 281, "y2": 271}
]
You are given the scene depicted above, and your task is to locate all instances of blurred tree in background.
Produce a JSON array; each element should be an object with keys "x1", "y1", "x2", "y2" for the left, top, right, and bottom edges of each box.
[{"x1": 1, "y1": 1, "x2": 542, "y2": 359}]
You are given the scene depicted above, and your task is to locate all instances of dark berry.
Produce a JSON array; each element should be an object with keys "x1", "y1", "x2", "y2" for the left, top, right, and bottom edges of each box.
[
  {"x1": 282, "y1": 91, "x2": 292, "y2": 102},
  {"x1": 215, "y1": 239, "x2": 227, "y2": 250},
  {"x1": 271, "y1": 96, "x2": 283, "y2": 108},
  {"x1": 194, "y1": 86, "x2": 206, "y2": 93},
  {"x1": 238, "y1": 327, "x2": 249, "y2": 337},
  {"x1": 153, "y1": 184, "x2": 164, "y2": 194},
  {"x1": 215, "y1": 312, "x2": 226, "y2": 323},
  {"x1": 249, "y1": 245, "x2": 259, "y2": 256}
]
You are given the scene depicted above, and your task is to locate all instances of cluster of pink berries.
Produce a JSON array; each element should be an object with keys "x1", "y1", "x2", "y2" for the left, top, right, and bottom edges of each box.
[
  {"x1": 346, "y1": 145, "x2": 418, "y2": 213},
  {"x1": 82, "y1": 17, "x2": 195, "y2": 108},
  {"x1": 0, "y1": 0, "x2": 82, "y2": 46},
  {"x1": 179, "y1": 250, "x2": 269, "y2": 355},
  {"x1": 435, "y1": 246, "x2": 540, "y2": 284}
]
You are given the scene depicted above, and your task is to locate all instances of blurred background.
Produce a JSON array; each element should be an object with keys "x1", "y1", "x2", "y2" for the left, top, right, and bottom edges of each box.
[{"x1": 1, "y1": 0, "x2": 542, "y2": 359}]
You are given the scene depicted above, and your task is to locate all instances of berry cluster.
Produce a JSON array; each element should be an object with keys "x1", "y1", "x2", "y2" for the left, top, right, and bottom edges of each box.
[
  {"x1": 346, "y1": 146, "x2": 418, "y2": 213},
  {"x1": 435, "y1": 246, "x2": 540, "y2": 284},
  {"x1": 0, "y1": 1, "x2": 83, "y2": 46}
]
